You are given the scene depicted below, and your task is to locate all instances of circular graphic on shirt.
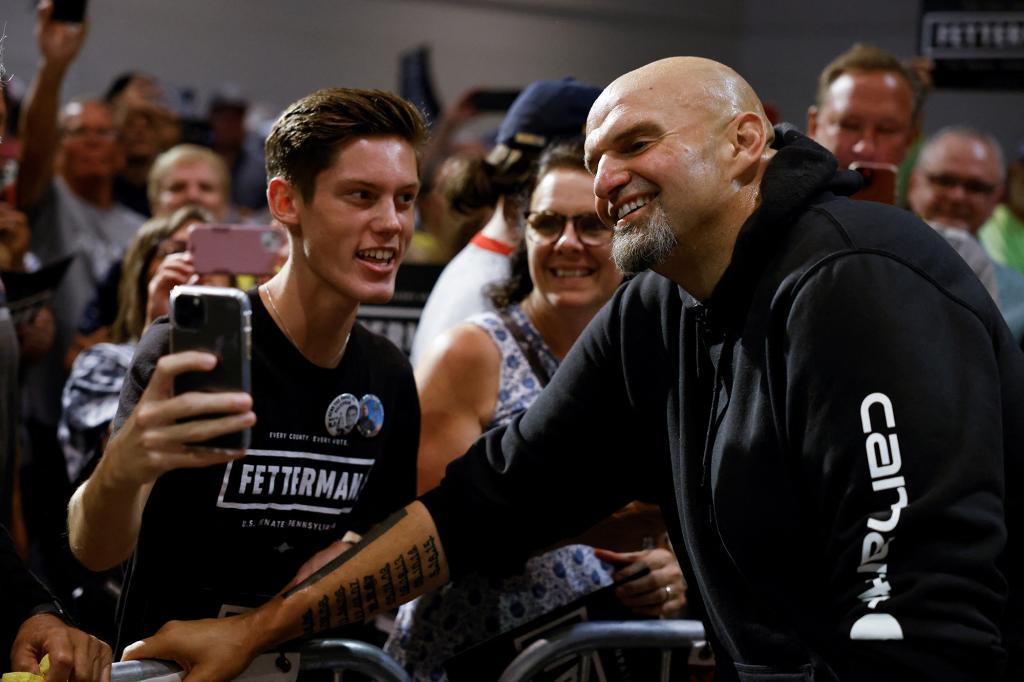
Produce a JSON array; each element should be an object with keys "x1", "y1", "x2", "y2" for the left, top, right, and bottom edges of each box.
[
  {"x1": 357, "y1": 394, "x2": 385, "y2": 438},
  {"x1": 325, "y1": 393, "x2": 360, "y2": 436}
]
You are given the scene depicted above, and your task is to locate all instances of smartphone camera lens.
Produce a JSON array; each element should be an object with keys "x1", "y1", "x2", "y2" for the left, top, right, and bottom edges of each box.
[{"x1": 173, "y1": 294, "x2": 206, "y2": 330}]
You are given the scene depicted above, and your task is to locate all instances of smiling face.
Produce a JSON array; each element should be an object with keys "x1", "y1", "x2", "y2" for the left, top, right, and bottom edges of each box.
[
  {"x1": 525, "y1": 167, "x2": 621, "y2": 312},
  {"x1": 155, "y1": 160, "x2": 228, "y2": 220},
  {"x1": 281, "y1": 135, "x2": 419, "y2": 305},
  {"x1": 585, "y1": 76, "x2": 732, "y2": 275},
  {"x1": 807, "y1": 70, "x2": 915, "y2": 169},
  {"x1": 908, "y1": 133, "x2": 1004, "y2": 234},
  {"x1": 59, "y1": 101, "x2": 122, "y2": 183}
]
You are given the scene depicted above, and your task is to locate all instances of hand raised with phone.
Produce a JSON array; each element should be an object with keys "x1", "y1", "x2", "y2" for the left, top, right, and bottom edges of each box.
[
  {"x1": 102, "y1": 350, "x2": 254, "y2": 488},
  {"x1": 36, "y1": 1, "x2": 89, "y2": 69}
]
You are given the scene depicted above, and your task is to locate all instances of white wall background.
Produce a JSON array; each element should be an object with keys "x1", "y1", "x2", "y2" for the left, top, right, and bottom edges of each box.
[{"x1": 2, "y1": 0, "x2": 1021, "y2": 153}]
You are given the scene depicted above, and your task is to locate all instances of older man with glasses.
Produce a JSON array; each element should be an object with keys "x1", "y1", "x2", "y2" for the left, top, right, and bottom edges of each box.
[
  {"x1": 908, "y1": 127, "x2": 1005, "y2": 237},
  {"x1": 907, "y1": 127, "x2": 1024, "y2": 344}
]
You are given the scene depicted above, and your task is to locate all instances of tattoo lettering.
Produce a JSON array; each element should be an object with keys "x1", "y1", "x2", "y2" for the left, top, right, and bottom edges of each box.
[
  {"x1": 407, "y1": 544, "x2": 424, "y2": 589},
  {"x1": 423, "y1": 536, "x2": 441, "y2": 578},
  {"x1": 281, "y1": 507, "x2": 408, "y2": 598},
  {"x1": 348, "y1": 580, "x2": 364, "y2": 622},
  {"x1": 317, "y1": 595, "x2": 331, "y2": 630},
  {"x1": 362, "y1": 574, "x2": 380, "y2": 614},
  {"x1": 301, "y1": 608, "x2": 315, "y2": 635},
  {"x1": 393, "y1": 553, "x2": 411, "y2": 596},
  {"x1": 333, "y1": 583, "x2": 350, "y2": 625},
  {"x1": 379, "y1": 562, "x2": 397, "y2": 606}
]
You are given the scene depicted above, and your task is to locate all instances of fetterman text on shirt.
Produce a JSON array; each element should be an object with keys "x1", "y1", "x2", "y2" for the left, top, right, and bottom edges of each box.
[{"x1": 216, "y1": 449, "x2": 374, "y2": 516}]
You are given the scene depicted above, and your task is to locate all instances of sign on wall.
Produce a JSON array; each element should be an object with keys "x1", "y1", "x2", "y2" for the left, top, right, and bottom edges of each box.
[{"x1": 920, "y1": 1, "x2": 1024, "y2": 89}]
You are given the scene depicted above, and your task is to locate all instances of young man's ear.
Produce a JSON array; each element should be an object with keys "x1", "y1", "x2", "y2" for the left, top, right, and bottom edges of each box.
[{"x1": 267, "y1": 177, "x2": 302, "y2": 231}]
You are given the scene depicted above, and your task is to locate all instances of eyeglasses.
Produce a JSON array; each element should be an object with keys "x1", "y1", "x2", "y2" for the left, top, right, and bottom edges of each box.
[
  {"x1": 525, "y1": 211, "x2": 612, "y2": 246},
  {"x1": 925, "y1": 173, "x2": 998, "y2": 197}
]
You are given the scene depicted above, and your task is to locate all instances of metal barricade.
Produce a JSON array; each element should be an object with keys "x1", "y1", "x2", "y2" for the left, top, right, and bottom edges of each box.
[
  {"x1": 497, "y1": 619, "x2": 707, "y2": 682},
  {"x1": 111, "y1": 638, "x2": 410, "y2": 682}
]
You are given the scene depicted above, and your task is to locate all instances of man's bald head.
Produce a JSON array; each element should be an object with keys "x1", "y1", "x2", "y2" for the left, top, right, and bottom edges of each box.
[
  {"x1": 588, "y1": 57, "x2": 773, "y2": 150},
  {"x1": 584, "y1": 57, "x2": 775, "y2": 296}
]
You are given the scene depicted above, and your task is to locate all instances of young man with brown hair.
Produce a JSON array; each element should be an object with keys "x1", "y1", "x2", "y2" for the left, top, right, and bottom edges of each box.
[{"x1": 67, "y1": 88, "x2": 428, "y2": 654}]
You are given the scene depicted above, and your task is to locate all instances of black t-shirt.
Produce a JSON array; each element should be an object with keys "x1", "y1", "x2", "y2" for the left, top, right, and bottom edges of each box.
[{"x1": 110, "y1": 290, "x2": 418, "y2": 652}]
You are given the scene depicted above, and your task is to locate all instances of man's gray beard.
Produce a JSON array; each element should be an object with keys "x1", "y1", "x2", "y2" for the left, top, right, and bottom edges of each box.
[{"x1": 611, "y1": 208, "x2": 678, "y2": 275}]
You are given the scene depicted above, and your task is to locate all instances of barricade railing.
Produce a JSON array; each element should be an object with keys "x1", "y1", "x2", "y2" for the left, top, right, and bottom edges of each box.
[
  {"x1": 111, "y1": 638, "x2": 410, "y2": 682},
  {"x1": 497, "y1": 619, "x2": 707, "y2": 682}
]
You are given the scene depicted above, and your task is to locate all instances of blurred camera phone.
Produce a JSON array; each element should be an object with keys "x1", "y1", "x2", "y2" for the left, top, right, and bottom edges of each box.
[
  {"x1": 469, "y1": 89, "x2": 521, "y2": 112},
  {"x1": 849, "y1": 161, "x2": 898, "y2": 206},
  {"x1": 51, "y1": 0, "x2": 88, "y2": 23},
  {"x1": 188, "y1": 224, "x2": 286, "y2": 276},
  {"x1": 170, "y1": 285, "x2": 252, "y2": 450}
]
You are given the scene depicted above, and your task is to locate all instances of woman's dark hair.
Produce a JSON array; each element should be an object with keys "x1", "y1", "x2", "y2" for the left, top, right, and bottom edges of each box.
[{"x1": 486, "y1": 136, "x2": 587, "y2": 310}]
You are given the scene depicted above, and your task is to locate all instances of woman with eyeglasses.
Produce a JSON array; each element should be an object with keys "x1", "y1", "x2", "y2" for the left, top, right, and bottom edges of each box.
[{"x1": 385, "y1": 138, "x2": 685, "y2": 681}]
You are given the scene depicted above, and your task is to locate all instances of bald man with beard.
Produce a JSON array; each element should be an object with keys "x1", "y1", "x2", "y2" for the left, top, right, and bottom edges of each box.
[{"x1": 123, "y1": 58, "x2": 1024, "y2": 682}]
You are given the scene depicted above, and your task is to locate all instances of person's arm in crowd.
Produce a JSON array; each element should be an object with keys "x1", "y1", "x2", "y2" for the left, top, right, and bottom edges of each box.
[
  {"x1": 785, "y1": 254, "x2": 1019, "y2": 680},
  {"x1": 1, "y1": 526, "x2": 112, "y2": 682},
  {"x1": 414, "y1": 323, "x2": 499, "y2": 494},
  {"x1": 16, "y1": 1, "x2": 88, "y2": 211},
  {"x1": 123, "y1": 501, "x2": 449, "y2": 682},
  {"x1": 67, "y1": 340, "x2": 254, "y2": 571}
]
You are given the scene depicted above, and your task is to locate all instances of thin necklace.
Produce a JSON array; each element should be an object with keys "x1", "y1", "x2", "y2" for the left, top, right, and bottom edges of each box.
[{"x1": 263, "y1": 285, "x2": 349, "y2": 367}]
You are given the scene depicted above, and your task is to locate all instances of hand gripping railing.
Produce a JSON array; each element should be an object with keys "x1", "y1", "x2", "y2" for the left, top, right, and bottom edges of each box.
[
  {"x1": 497, "y1": 619, "x2": 707, "y2": 682},
  {"x1": 111, "y1": 638, "x2": 410, "y2": 682}
]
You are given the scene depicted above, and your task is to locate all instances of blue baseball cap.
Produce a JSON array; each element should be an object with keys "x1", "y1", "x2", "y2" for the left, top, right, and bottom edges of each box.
[
  {"x1": 495, "y1": 77, "x2": 602, "y2": 149},
  {"x1": 486, "y1": 77, "x2": 602, "y2": 180}
]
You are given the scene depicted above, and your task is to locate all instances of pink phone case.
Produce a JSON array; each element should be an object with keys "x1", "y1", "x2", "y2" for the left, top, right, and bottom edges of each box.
[{"x1": 188, "y1": 224, "x2": 287, "y2": 275}]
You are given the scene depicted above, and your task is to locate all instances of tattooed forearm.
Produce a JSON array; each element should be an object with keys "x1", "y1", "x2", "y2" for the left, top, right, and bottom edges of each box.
[
  {"x1": 282, "y1": 508, "x2": 409, "y2": 598},
  {"x1": 362, "y1": 574, "x2": 380, "y2": 614},
  {"x1": 286, "y1": 502, "x2": 447, "y2": 639},
  {"x1": 317, "y1": 595, "x2": 331, "y2": 630},
  {"x1": 423, "y1": 536, "x2": 441, "y2": 578},
  {"x1": 348, "y1": 580, "x2": 364, "y2": 622},
  {"x1": 394, "y1": 553, "x2": 411, "y2": 596},
  {"x1": 407, "y1": 543, "x2": 424, "y2": 589},
  {"x1": 379, "y1": 562, "x2": 397, "y2": 606},
  {"x1": 334, "y1": 583, "x2": 350, "y2": 625},
  {"x1": 301, "y1": 608, "x2": 315, "y2": 635}
]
